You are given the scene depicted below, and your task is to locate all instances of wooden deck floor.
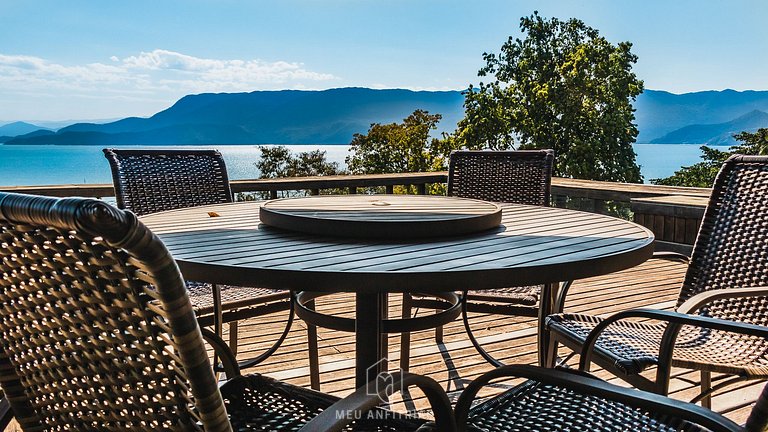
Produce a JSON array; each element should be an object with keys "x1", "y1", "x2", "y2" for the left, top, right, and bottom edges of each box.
[{"x1": 3, "y1": 258, "x2": 764, "y2": 430}]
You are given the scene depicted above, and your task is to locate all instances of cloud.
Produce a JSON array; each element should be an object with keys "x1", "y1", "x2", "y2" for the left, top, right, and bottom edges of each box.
[{"x1": 0, "y1": 50, "x2": 338, "y2": 97}]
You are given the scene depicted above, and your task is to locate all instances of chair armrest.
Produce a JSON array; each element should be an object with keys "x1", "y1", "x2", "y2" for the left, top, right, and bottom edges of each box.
[
  {"x1": 200, "y1": 327, "x2": 241, "y2": 379},
  {"x1": 677, "y1": 286, "x2": 768, "y2": 314},
  {"x1": 578, "y1": 308, "x2": 768, "y2": 372},
  {"x1": 651, "y1": 251, "x2": 690, "y2": 262},
  {"x1": 298, "y1": 372, "x2": 456, "y2": 432},
  {"x1": 454, "y1": 365, "x2": 740, "y2": 432}
]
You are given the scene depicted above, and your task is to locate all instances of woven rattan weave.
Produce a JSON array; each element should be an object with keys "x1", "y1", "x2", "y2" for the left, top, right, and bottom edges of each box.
[
  {"x1": 402, "y1": 150, "x2": 558, "y2": 370},
  {"x1": 454, "y1": 365, "x2": 768, "y2": 432},
  {"x1": 0, "y1": 193, "x2": 227, "y2": 431},
  {"x1": 447, "y1": 150, "x2": 553, "y2": 205},
  {"x1": 0, "y1": 192, "x2": 449, "y2": 431},
  {"x1": 548, "y1": 154, "x2": 768, "y2": 401},
  {"x1": 103, "y1": 148, "x2": 293, "y2": 368},
  {"x1": 448, "y1": 150, "x2": 554, "y2": 312},
  {"x1": 103, "y1": 148, "x2": 234, "y2": 217}
]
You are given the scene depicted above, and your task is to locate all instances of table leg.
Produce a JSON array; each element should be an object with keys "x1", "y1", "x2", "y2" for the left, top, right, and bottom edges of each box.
[
  {"x1": 356, "y1": 291, "x2": 385, "y2": 388},
  {"x1": 380, "y1": 293, "x2": 388, "y2": 373},
  {"x1": 537, "y1": 282, "x2": 557, "y2": 367}
]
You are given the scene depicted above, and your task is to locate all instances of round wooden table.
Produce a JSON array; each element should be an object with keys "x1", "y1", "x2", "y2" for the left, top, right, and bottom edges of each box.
[{"x1": 141, "y1": 197, "x2": 654, "y2": 387}]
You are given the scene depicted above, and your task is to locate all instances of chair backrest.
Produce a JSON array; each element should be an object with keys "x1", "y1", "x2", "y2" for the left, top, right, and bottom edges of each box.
[
  {"x1": 103, "y1": 148, "x2": 233, "y2": 216},
  {"x1": 0, "y1": 192, "x2": 230, "y2": 431},
  {"x1": 447, "y1": 150, "x2": 554, "y2": 206},
  {"x1": 677, "y1": 155, "x2": 768, "y2": 324}
]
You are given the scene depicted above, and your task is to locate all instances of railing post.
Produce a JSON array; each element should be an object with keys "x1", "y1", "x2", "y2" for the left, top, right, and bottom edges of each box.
[
  {"x1": 310, "y1": 189, "x2": 320, "y2": 196},
  {"x1": 348, "y1": 186, "x2": 357, "y2": 194},
  {"x1": 417, "y1": 183, "x2": 426, "y2": 195},
  {"x1": 270, "y1": 190, "x2": 278, "y2": 200},
  {"x1": 385, "y1": 185, "x2": 394, "y2": 194},
  {"x1": 594, "y1": 199, "x2": 607, "y2": 214}
]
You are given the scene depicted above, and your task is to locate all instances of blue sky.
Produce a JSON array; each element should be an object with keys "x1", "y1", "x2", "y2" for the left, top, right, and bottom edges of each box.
[{"x1": 1, "y1": 0, "x2": 767, "y2": 121}]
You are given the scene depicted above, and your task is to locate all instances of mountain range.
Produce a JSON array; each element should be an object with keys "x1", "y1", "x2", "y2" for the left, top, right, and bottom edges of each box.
[
  {"x1": 3, "y1": 88, "x2": 768, "y2": 146},
  {"x1": 650, "y1": 109, "x2": 768, "y2": 145},
  {"x1": 3, "y1": 88, "x2": 464, "y2": 146},
  {"x1": 634, "y1": 89, "x2": 768, "y2": 142}
]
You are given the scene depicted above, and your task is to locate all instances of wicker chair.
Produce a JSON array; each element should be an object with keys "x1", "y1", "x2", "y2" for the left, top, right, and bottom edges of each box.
[
  {"x1": 547, "y1": 154, "x2": 768, "y2": 408},
  {"x1": 400, "y1": 149, "x2": 563, "y2": 370},
  {"x1": 0, "y1": 192, "x2": 455, "y2": 431},
  {"x1": 449, "y1": 364, "x2": 768, "y2": 432},
  {"x1": 102, "y1": 148, "x2": 296, "y2": 370}
]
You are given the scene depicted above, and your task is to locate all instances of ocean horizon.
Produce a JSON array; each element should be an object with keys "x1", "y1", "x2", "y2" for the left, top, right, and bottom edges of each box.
[{"x1": 0, "y1": 143, "x2": 720, "y2": 187}]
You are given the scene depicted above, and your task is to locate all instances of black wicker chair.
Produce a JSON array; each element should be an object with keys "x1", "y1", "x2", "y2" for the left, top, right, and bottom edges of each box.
[
  {"x1": 547, "y1": 154, "x2": 768, "y2": 408},
  {"x1": 102, "y1": 148, "x2": 297, "y2": 370},
  {"x1": 0, "y1": 191, "x2": 455, "y2": 431},
  {"x1": 400, "y1": 149, "x2": 564, "y2": 370},
  {"x1": 450, "y1": 364, "x2": 768, "y2": 432}
]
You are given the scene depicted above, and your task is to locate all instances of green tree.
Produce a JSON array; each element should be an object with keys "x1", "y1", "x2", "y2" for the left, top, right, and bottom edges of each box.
[
  {"x1": 346, "y1": 110, "x2": 448, "y2": 174},
  {"x1": 248, "y1": 146, "x2": 344, "y2": 199},
  {"x1": 452, "y1": 12, "x2": 644, "y2": 182},
  {"x1": 651, "y1": 146, "x2": 732, "y2": 187},
  {"x1": 257, "y1": 145, "x2": 343, "y2": 178},
  {"x1": 732, "y1": 128, "x2": 768, "y2": 155},
  {"x1": 652, "y1": 128, "x2": 768, "y2": 187}
]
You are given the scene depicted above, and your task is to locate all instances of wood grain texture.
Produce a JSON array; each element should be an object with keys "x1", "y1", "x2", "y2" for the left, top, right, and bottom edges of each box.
[
  {"x1": 260, "y1": 195, "x2": 502, "y2": 239},
  {"x1": 141, "y1": 201, "x2": 654, "y2": 294}
]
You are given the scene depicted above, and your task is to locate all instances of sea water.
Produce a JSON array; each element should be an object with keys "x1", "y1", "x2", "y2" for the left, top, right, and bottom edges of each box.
[{"x1": 0, "y1": 143, "x2": 721, "y2": 187}]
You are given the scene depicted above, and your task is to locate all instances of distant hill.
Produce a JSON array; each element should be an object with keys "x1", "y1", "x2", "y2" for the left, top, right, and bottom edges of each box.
[
  {"x1": 650, "y1": 110, "x2": 768, "y2": 145},
  {"x1": 7, "y1": 87, "x2": 768, "y2": 146},
  {"x1": 635, "y1": 89, "x2": 768, "y2": 142},
  {"x1": 0, "y1": 121, "x2": 50, "y2": 138},
  {"x1": 7, "y1": 88, "x2": 466, "y2": 146}
]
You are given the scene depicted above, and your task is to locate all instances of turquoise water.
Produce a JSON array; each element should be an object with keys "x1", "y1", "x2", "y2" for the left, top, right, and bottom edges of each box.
[{"x1": 0, "y1": 143, "x2": 719, "y2": 186}]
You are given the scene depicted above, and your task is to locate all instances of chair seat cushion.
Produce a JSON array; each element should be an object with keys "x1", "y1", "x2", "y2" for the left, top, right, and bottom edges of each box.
[
  {"x1": 465, "y1": 378, "x2": 708, "y2": 432},
  {"x1": 221, "y1": 374, "x2": 431, "y2": 431},
  {"x1": 465, "y1": 285, "x2": 541, "y2": 306},
  {"x1": 547, "y1": 313, "x2": 768, "y2": 376},
  {"x1": 186, "y1": 281, "x2": 289, "y2": 315}
]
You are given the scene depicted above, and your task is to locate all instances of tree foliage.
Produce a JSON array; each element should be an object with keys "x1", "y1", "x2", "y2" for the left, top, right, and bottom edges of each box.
[
  {"x1": 732, "y1": 128, "x2": 768, "y2": 155},
  {"x1": 451, "y1": 12, "x2": 644, "y2": 182},
  {"x1": 652, "y1": 128, "x2": 768, "y2": 187},
  {"x1": 256, "y1": 145, "x2": 343, "y2": 178},
  {"x1": 346, "y1": 110, "x2": 449, "y2": 174}
]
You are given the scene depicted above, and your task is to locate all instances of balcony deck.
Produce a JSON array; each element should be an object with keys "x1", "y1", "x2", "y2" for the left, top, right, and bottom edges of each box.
[
  {"x1": 2, "y1": 237, "x2": 762, "y2": 431},
  {"x1": 4, "y1": 175, "x2": 761, "y2": 430}
]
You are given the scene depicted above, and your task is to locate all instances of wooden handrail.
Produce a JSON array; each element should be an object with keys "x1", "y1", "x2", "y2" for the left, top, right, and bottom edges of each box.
[
  {"x1": 229, "y1": 172, "x2": 448, "y2": 193},
  {"x1": 551, "y1": 178, "x2": 711, "y2": 201},
  {"x1": 0, "y1": 173, "x2": 712, "y2": 201},
  {"x1": 0, "y1": 173, "x2": 713, "y2": 252}
]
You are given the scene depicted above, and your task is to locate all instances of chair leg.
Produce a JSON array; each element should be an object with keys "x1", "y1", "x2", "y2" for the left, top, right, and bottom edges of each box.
[
  {"x1": 228, "y1": 321, "x2": 239, "y2": 356},
  {"x1": 212, "y1": 283, "x2": 223, "y2": 372},
  {"x1": 544, "y1": 333, "x2": 558, "y2": 368},
  {"x1": 701, "y1": 370, "x2": 712, "y2": 409},
  {"x1": 236, "y1": 300, "x2": 295, "y2": 370},
  {"x1": 462, "y1": 295, "x2": 505, "y2": 368},
  {"x1": 306, "y1": 299, "x2": 321, "y2": 391},
  {"x1": 435, "y1": 325, "x2": 444, "y2": 343},
  {"x1": 400, "y1": 293, "x2": 412, "y2": 372}
]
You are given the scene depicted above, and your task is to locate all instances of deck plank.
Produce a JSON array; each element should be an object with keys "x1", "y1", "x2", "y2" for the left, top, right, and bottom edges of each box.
[{"x1": 3, "y1": 257, "x2": 763, "y2": 430}]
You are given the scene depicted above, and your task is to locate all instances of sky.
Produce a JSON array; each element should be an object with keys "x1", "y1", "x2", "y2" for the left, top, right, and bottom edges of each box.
[{"x1": 1, "y1": 0, "x2": 767, "y2": 122}]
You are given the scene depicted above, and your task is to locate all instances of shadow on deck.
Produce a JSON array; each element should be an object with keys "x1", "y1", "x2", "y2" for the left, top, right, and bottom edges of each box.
[
  {"x1": 3, "y1": 258, "x2": 761, "y2": 430},
  {"x1": 228, "y1": 258, "x2": 762, "y2": 425}
]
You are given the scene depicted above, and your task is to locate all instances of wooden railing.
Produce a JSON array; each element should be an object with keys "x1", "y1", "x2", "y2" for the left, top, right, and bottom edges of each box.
[{"x1": 1, "y1": 173, "x2": 711, "y2": 254}]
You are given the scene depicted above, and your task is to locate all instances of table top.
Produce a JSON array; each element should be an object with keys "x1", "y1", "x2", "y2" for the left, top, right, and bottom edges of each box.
[
  {"x1": 259, "y1": 195, "x2": 502, "y2": 239},
  {"x1": 140, "y1": 200, "x2": 655, "y2": 294}
]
